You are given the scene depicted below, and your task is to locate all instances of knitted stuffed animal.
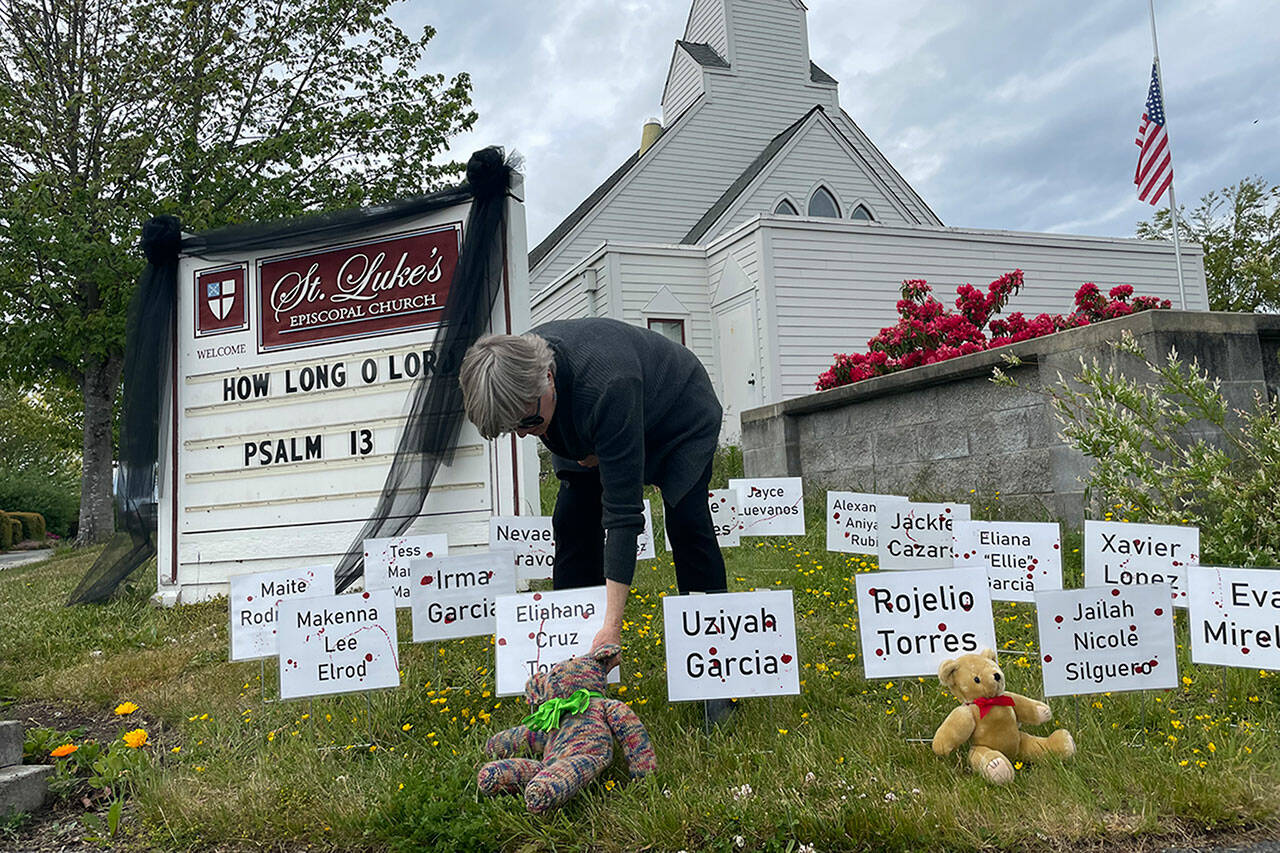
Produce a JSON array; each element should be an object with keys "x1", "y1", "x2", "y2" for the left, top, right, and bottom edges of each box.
[
  {"x1": 932, "y1": 649, "x2": 1075, "y2": 784},
  {"x1": 477, "y1": 644, "x2": 656, "y2": 812}
]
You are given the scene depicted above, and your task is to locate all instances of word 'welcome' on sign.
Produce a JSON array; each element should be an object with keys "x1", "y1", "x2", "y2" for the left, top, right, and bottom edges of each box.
[
  {"x1": 1189, "y1": 566, "x2": 1280, "y2": 669},
  {"x1": 493, "y1": 587, "x2": 617, "y2": 696},
  {"x1": 409, "y1": 550, "x2": 517, "y2": 642},
  {"x1": 363, "y1": 534, "x2": 449, "y2": 606},
  {"x1": 276, "y1": 589, "x2": 401, "y2": 700},
  {"x1": 662, "y1": 590, "x2": 800, "y2": 701},
  {"x1": 228, "y1": 564, "x2": 334, "y2": 662},
  {"x1": 1035, "y1": 584, "x2": 1177, "y2": 697}
]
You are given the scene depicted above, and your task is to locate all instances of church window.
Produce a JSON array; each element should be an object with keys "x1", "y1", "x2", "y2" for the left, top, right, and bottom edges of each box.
[
  {"x1": 807, "y1": 186, "x2": 840, "y2": 218},
  {"x1": 647, "y1": 318, "x2": 686, "y2": 346},
  {"x1": 850, "y1": 203, "x2": 875, "y2": 222},
  {"x1": 773, "y1": 198, "x2": 799, "y2": 215}
]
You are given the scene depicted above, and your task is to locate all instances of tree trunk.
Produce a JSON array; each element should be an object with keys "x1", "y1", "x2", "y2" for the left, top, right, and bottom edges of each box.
[{"x1": 76, "y1": 355, "x2": 123, "y2": 545}]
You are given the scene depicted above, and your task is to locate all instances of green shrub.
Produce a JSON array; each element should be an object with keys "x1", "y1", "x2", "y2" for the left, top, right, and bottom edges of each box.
[
  {"x1": 0, "y1": 515, "x2": 11, "y2": 550},
  {"x1": 7, "y1": 511, "x2": 46, "y2": 541},
  {"x1": 0, "y1": 475, "x2": 78, "y2": 537},
  {"x1": 4, "y1": 517, "x2": 20, "y2": 548}
]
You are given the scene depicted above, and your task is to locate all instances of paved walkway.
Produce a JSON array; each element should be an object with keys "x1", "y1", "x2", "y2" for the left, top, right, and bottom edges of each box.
[{"x1": 0, "y1": 549, "x2": 53, "y2": 570}]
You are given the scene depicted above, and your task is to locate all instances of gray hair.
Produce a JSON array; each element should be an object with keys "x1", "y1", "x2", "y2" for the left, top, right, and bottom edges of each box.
[{"x1": 459, "y1": 333, "x2": 554, "y2": 439}]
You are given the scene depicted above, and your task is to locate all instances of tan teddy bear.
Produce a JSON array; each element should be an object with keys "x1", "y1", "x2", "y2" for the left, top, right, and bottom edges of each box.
[{"x1": 932, "y1": 649, "x2": 1075, "y2": 784}]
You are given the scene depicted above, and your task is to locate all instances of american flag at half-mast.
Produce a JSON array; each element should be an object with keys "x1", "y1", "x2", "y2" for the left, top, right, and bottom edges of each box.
[{"x1": 1134, "y1": 62, "x2": 1173, "y2": 205}]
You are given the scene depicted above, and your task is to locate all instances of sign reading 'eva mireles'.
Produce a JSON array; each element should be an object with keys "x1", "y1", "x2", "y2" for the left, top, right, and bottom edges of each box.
[{"x1": 1189, "y1": 566, "x2": 1280, "y2": 669}]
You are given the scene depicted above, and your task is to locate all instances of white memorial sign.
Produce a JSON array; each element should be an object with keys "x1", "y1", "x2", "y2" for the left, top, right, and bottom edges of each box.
[
  {"x1": 490, "y1": 516, "x2": 555, "y2": 584},
  {"x1": 1189, "y1": 566, "x2": 1280, "y2": 669},
  {"x1": 729, "y1": 477, "x2": 805, "y2": 536},
  {"x1": 826, "y1": 491, "x2": 906, "y2": 554},
  {"x1": 409, "y1": 550, "x2": 517, "y2": 642},
  {"x1": 363, "y1": 534, "x2": 449, "y2": 606},
  {"x1": 855, "y1": 567, "x2": 995, "y2": 679},
  {"x1": 953, "y1": 520, "x2": 1063, "y2": 603},
  {"x1": 228, "y1": 564, "x2": 335, "y2": 661},
  {"x1": 1035, "y1": 585, "x2": 1177, "y2": 696},
  {"x1": 1084, "y1": 520, "x2": 1199, "y2": 608},
  {"x1": 493, "y1": 587, "x2": 619, "y2": 695},
  {"x1": 277, "y1": 589, "x2": 401, "y2": 700},
  {"x1": 664, "y1": 489, "x2": 741, "y2": 550},
  {"x1": 662, "y1": 590, "x2": 800, "y2": 701},
  {"x1": 637, "y1": 499, "x2": 656, "y2": 560},
  {"x1": 875, "y1": 501, "x2": 971, "y2": 570}
]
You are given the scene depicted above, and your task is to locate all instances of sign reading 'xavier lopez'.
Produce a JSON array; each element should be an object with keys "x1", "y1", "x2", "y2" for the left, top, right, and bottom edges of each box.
[{"x1": 258, "y1": 225, "x2": 460, "y2": 352}]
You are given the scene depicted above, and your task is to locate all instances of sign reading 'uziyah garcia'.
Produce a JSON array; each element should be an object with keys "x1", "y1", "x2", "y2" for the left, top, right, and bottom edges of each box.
[
  {"x1": 826, "y1": 492, "x2": 906, "y2": 554},
  {"x1": 277, "y1": 589, "x2": 401, "y2": 700},
  {"x1": 855, "y1": 568, "x2": 995, "y2": 679},
  {"x1": 489, "y1": 517, "x2": 555, "y2": 585},
  {"x1": 257, "y1": 225, "x2": 460, "y2": 352},
  {"x1": 875, "y1": 501, "x2": 971, "y2": 570},
  {"x1": 1083, "y1": 521, "x2": 1199, "y2": 608},
  {"x1": 409, "y1": 550, "x2": 517, "y2": 642},
  {"x1": 1035, "y1": 585, "x2": 1177, "y2": 696},
  {"x1": 363, "y1": 534, "x2": 449, "y2": 607},
  {"x1": 953, "y1": 520, "x2": 1063, "y2": 603},
  {"x1": 729, "y1": 477, "x2": 805, "y2": 536},
  {"x1": 228, "y1": 564, "x2": 335, "y2": 661},
  {"x1": 662, "y1": 590, "x2": 800, "y2": 701},
  {"x1": 493, "y1": 587, "x2": 618, "y2": 696},
  {"x1": 1189, "y1": 566, "x2": 1280, "y2": 669}
]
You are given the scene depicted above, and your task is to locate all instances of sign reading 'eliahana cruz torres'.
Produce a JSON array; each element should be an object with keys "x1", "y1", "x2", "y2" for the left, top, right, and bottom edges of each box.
[
  {"x1": 276, "y1": 589, "x2": 401, "y2": 700},
  {"x1": 855, "y1": 567, "x2": 996, "y2": 679},
  {"x1": 228, "y1": 564, "x2": 335, "y2": 662},
  {"x1": 662, "y1": 590, "x2": 800, "y2": 701},
  {"x1": 493, "y1": 587, "x2": 618, "y2": 696},
  {"x1": 1035, "y1": 584, "x2": 1177, "y2": 697},
  {"x1": 409, "y1": 550, "x2": 516, "y2": 642},
  {"x1": 362, "y1": 534, "x2": 449, "y2": 607},
  {"x1": 1189, "y1": 566, "x2": 1280, "y2": 669}
]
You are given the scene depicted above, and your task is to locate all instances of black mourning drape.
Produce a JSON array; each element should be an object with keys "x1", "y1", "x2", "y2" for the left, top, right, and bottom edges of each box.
[{"x1": 68, "y1": 147, "x2": 516, "y2": 604}]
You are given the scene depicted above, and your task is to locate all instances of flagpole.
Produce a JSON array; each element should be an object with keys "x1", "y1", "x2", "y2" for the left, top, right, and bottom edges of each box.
[{"x1": 1148, "y1": 0, "x2": 1188, "y2": 309}]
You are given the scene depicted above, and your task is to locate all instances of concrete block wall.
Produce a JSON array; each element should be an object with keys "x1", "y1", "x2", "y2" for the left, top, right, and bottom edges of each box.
[{"x1": 742, "y1": 311, "x2": 1280, "y2": 524}]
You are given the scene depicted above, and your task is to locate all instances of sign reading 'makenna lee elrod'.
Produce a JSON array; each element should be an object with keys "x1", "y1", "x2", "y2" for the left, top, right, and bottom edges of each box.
[
  {"x1": 409, "y1": 550, "x2": 516, "y2": 642},
  {"x1": 363, "y1": 534, "x2": 449, "y2": 606},
  {"x1": 875, "y1": 501, "x2": 971, "y2": 570},
  {"x1": 277, "y1": 589, "x2": 400, "y2": 700},
  {"x1": 854, "y1": 567, "x2": 995, "y2": 679},
  {"x1": 953, "y1": 521, "x2": 1063, "y2": 603},
  {"x1": 493, "y1": 587, "x2": 617, "y2": 696},
  {"x1": 161, "y1": 180, "x2": 537, "y2": 602},
  {"x1": 662, "y1": 590, "x2": 800, "y2": 701},
  {"x1": 728, "y1": 477, "x2": 805, "y2": 536},
  {"x1": 1189, "y1": 566, "x2": 1280, "y2": 669},
  {"x1": 1083, "y1": 521, "x2": 1199, "y2": 608},
  {"x1": 1035, "y1": 585, "x2": 1177, "y2": 696},
  {"x1": 228, "y1": 564, "x2": 334, "y2": 661}
]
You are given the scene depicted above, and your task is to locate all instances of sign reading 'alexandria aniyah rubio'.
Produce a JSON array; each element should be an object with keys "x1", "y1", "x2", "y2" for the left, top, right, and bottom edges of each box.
[{"x1": 257, "y1": 224, "x2": 461, "y2": 352}]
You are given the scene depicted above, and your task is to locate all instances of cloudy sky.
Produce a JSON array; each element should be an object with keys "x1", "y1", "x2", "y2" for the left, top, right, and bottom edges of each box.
[{"x1": 396, "y1": 0, "x2": 1280, "y2": 247}]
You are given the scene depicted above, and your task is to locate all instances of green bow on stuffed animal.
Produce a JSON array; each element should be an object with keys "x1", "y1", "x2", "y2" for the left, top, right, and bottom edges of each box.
[{"x1": 521, "y1": 688, "x2": 604, "y2": 731}]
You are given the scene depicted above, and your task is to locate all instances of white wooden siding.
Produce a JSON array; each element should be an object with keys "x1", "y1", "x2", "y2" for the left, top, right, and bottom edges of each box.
[
  {"x1": 764, "y1": 219, "x2": 1209, "y2": 399},
  {"x1": 830, "y1": 110, "x2": 940, "y2": 227},
  {"x1": 616, "y1": 249, "x2": 715, "y2": 373},
  {"x1": 685, "y1": 0, "x2": 729, "y2": 58},
  {"x1": 662, "y1": 48, "x2": 706, "y2": 127},
  {"x1": 531, "y1": 256, "x2": 609, "y2": 327},
  {"x1": 724, "y1": 0, "x2": 809, "y2": 81}
]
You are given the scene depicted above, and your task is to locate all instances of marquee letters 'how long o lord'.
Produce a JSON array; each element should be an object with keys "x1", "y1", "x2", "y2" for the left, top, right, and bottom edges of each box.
[
  {"x1": 1035, "y1": 584, "x2": 1178, "y2": 697},
  {"x1": 662, "y1": 590, "x2": 801, "y2": 702},
  {"x1": 855, "y1": 567, "x2": 996, "y2": 679},
  {"x1": 276, "y1": 589, "x2": 401, "y2": 701},
  {"x1": 1083, "y1": 520, "x2": 1199, "y2": 608}
]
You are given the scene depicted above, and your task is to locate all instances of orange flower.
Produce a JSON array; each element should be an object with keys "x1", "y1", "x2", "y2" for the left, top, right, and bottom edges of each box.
[
  {"x1": 114, "y1": 701, "x2": 139, "y2": 716},
  {"x1": 50, "y1": 743, "x2": 78, "y2": 758},
  {"x1": 122, "y1": 729, "x2": 148, "y2": 749}
]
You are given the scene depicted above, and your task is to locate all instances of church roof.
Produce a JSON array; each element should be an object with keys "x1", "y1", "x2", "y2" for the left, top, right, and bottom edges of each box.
[
  {"x1": 809, "y1": 61, "x2": 836, "y2": 85},
  {"x1": 529, "y1": 147, "x2": 645, "y2": 269},
  {"x1": 681, "y1": 105, "x2": 823, "y2": 244},
  {"x1": 676, "y1": 40, "x2": 730, "y2": 69}
]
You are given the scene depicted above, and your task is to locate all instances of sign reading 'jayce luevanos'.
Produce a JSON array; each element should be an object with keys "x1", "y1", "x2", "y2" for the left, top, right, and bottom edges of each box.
[
  {"x1": 1035, "y1": 584, "x2": 1177, "y2": 696},
  {"x1": 363, "y1": 534, "x2": 449, "y2": 607},
  {"x1": 257, "y1": 224, "x2": 460, "y2": 352},
  {"x1": 1189, "y1": 566, "x2": 1280, "y2": 669},
  {"x1": 855, "y1": 567, "x2": 996, "y2": 678},
  {"x1": 875, "y1": 501, "x2": 971, "y2": 570},
  {"x1": 1083, "y1": 520, "x2": 1199, "y2": 608},
  {"x1": 277, "y1": 589, "x2": 401, "y2": 700},
  {"x1": 663, "y1": 590, "x2": 800, "y2": 701},
  {"x1": 728, "y1": 477, "x2": 805, "y2": 536},
  {"x1": 409, "y1": 550, "x2": 516, "y2": 642}
]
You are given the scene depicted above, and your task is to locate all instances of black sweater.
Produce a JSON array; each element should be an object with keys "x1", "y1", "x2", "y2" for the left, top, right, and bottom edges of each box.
[{"x1": 532, "y1": 318, "x2": 722, "y2": 585}]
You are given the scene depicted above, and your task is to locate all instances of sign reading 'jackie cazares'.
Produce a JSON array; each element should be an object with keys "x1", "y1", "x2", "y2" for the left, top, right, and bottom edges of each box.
[{"x1": 257, "y1": 224, "x2": 461, "y2": 352}]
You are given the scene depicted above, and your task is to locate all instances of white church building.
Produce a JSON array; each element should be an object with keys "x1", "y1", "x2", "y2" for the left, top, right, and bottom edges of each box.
[{"x1": 529, "y1": 0, "x2": 1207, "y2": 439}]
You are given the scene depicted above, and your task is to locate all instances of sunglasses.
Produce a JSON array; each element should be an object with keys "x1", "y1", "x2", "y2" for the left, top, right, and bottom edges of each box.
[{"x1": 515, "y1": 395, "x2": 545, "y2": 431}]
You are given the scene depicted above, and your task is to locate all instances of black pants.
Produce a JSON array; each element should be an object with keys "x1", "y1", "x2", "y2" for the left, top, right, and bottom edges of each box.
[{"x1": 552, "y1": 461, "x2": 727, "y2": 594}]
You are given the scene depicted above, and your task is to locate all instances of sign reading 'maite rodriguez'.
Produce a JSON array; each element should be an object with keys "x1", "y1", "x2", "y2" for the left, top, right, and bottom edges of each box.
[
  {"x1": 277, "y1": 589, "x2": 400, "y2": 700},
  {"x1": 228, "y1": 564, "x2": 334, "y2": 661}
]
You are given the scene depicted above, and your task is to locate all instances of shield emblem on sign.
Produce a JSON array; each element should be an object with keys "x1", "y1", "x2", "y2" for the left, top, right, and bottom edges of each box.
[{"x1": 207, "y1": 279, "x2": 236, "y2": 320}]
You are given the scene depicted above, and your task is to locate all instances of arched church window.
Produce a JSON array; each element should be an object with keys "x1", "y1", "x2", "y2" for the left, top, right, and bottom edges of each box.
[
  {"x1": 807, "y1": 186, "x2": 840, "y2": 218},
  {"x1": 773, "y1": 198, "x2": 798, "y2": 215},
  {"x1": 850, "y1": 203, "x2": 874, "y2": 222}
]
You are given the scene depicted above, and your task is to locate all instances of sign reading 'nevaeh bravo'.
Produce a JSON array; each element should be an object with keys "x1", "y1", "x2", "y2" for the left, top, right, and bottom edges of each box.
[{"x1": 257, "y1": 225, "x2": 460, "y2": 352}]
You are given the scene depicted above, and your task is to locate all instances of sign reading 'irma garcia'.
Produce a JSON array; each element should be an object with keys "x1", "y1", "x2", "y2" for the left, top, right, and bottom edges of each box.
[{"x1": 257, "y1": 224, "x2": 461, "y2": 352}]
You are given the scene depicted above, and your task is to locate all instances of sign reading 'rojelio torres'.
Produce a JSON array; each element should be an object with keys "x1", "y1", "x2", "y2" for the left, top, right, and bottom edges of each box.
[
  {"x1": 161, "y1": 177, "x2": 538, "y2": 603},
  {"x1": 277, "y1": 589, "x2": 400, "y2": 700},
  {"x1": 258, "y1": 226, "x2": 459, "y2": 352}
]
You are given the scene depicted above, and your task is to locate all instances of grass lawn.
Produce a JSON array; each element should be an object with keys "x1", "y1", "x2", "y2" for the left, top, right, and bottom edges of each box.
[{"x1": 2, "y1": 487, "x2": 1279, "y2": 851}]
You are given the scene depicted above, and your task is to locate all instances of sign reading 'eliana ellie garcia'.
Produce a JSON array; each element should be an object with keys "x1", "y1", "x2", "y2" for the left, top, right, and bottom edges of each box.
[
  {"x1": 228, "y1": 564, "x2": 334, "y2": 662},
  {"x1": 1189, "y1": 566, "x2": 1280, "y2": 669},
  {"x1": 728, "y1": 477, "x2": 805, "y2": 536},
  {"x1": 952, "y1": 520, "x2": 1063, "y2": 603},
  {"x1": 826, "y1": 491, "x2": 906, "y2": 555},
  {"x1": 1083, "y1": 521, "x2": 1199, "y2": 608},
  {"x1": 1035, "y1": 584, "x2": 1177, "y2": 697},
  {"x1": 854, "y1": 567, "x2": 996, "y2": 679},
  {"x1": 493, "y1": 587, "x2": 618, "y2": 696},
  {"x1": 875, "y1": 501, "x2": 971, "y2": 570},
  {"x1": 277, "y1": 589, "x2": 401, "y2": 701},
  {"x1": 408, "y1": 550, "x2": 516, "y2": 643},
  {"x1": 162, "y1": 181, "x2": 536, "y2": 604},
  {"x1": 362, "y1": 534, "x2": 449, "y2": 607},
  {"x1": 662, "y1": 590, "x2": 800, "y2": 701}
]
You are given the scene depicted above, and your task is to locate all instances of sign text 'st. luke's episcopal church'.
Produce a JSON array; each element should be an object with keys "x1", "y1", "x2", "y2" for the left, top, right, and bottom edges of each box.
[{"x1": 529, "y1": 0, "x2": 1206, "y2": 439}]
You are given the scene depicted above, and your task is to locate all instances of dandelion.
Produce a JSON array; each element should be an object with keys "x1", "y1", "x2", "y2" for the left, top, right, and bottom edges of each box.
[
  {"x1": 171, "y1": 746, "x2": 181, "y2": 753},
  {"x1": 401, "y1": 723, "x2": 413, "y2": 731},
  {"x1": 604, "y1": 780, "x2": 616, "y2": 791},
  {"x1": 122, "y1": 729, "x2": 149, "y2": 749},
  {"x1": 114, "y1": 701, "x2": 139, "y2": 716},
  {"x1": 398, "y1": 783, "x2": 405, "y2": 791},
  {"x1": 50, "y1": 743, "x2": 78, "y2": 758}
]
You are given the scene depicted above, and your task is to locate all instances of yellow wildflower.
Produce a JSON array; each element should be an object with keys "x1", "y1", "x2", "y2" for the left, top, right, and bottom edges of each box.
[
  {"x1": 50, "y1": 743, "x2": 78, "y2": 758},
  {"x1": 114, "y1": 701, "x2": 139, "y2": 716},
  {"x1": 122, "y1": 729, "x2": 149, "y2": 749}
]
